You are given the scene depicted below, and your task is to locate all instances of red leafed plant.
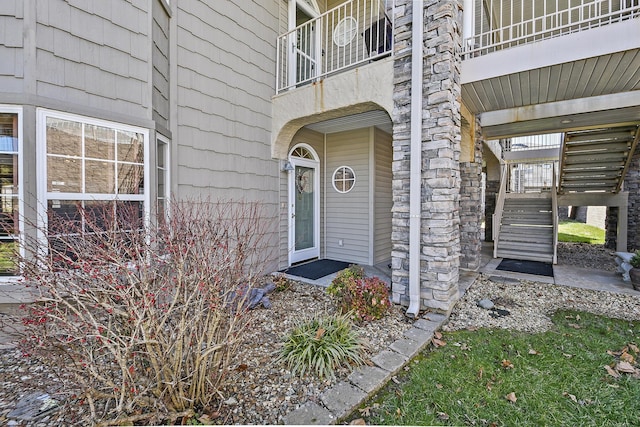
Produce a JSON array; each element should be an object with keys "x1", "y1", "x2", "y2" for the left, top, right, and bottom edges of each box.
[
  {"x1": 15, "y1": 199, "x2": 274, "y2": 425},
  {"x1": 327, "y1": 267, "x2": 391, "y2": 322}
]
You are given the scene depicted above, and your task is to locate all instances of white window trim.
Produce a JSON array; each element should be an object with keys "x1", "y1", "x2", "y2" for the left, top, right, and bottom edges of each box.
[
  {"x1": 36, "y1": 109, "x2": 150, "y2": 250},
  {"x1": 331, "y1": 165, "x2": 356, "y2": 193},
  {"x1": 156, "y1": 134, "x2": 170, "y2": 217},
  {"x1": 0, "y1": 105, "x2": 24, "y2": 282},
  {"x1": 287, "y1": 143, "x2": 321, "y2": 265}
]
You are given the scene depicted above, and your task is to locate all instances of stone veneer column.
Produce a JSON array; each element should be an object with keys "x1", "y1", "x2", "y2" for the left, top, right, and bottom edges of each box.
[
  {"x1": 606, "y1": 144, "x2": 640, "y2": 251},
  {"x1": 460, "y1": 116, "x2": 483, "y2": 270},
  {"x1": 391, "y1": 0, "x2": 463, "y2": 313}
]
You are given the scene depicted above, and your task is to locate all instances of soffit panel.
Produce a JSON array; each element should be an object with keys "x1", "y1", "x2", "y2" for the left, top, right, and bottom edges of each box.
[{"x1": 462, "y1": 49, "x2": 640, "y2": 115}]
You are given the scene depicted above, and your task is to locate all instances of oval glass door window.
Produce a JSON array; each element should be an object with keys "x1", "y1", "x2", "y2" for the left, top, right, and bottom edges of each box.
[
  {"x1": 332, "y1": 166, "x2": 356, "y2": 193},
  {"x1": 333, "y1": 17, "x2": 358, "y2": 47}
]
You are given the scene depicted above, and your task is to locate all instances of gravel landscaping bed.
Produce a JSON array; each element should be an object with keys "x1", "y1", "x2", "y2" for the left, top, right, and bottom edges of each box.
[
  {"x1": 0, "y1": 281, "x2": 413, "y2": 426},
  {"x1": 444, "y1": 275, "x2": 640, "y2": 334},
  {"x1": 1, "y1": 242, "x2": 638, "y2": 425}
]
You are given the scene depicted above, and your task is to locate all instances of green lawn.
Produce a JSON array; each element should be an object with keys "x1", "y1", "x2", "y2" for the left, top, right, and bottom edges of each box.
[
  {"x1": 558, "y1": 220, "x2": 605, "y2": 244},
  {"x1": 356, "y1": 311, "x2": 640, "y2": 426}
]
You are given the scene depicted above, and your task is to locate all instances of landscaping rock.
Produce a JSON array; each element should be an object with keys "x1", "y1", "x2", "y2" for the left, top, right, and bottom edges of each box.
[
  {"x1": 477, "y1": 299, "x2": 494, "y2": 309},
  {"x1": 7, "y1": 392, "x2": 59, "y2": 422}
]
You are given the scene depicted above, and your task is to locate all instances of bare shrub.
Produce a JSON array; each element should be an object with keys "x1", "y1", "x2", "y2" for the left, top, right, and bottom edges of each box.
[{"x1": 17, "y1": 199, "x2": 274, "y2": 425}]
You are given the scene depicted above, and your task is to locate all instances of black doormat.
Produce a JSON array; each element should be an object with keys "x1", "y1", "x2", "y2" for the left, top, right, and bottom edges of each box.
[
  {"x1": 281, "y1": 259, "x2": 351, "y2": 280},
  {"x1": 496, "y1": 258, "x2": 554, "y2": 277}
]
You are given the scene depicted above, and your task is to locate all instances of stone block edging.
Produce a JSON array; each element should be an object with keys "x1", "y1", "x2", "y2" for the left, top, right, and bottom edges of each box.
[{"x1": 282, "y1": 310, "x2": 447, "y2": 425}]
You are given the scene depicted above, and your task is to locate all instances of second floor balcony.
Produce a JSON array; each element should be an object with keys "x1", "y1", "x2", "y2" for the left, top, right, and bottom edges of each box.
[
  {"x1": 274, "y1": 0, "x2": 639, "y2": 152},
  {"x1": 276, "y1": 0, "x2": 394, "y2": 94}
]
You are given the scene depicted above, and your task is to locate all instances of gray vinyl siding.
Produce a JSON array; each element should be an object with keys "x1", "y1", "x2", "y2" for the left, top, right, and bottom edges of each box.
[
  {"x1": 0, "y1": 1, "x2": 24, "y2": 93},
  {"x1": 34, "y1": 0, "x2": 151, "y2": 119},
  {"x1": 278, "y1": 128, "x2": 325, "y2": 269},
  {"x1": 175, "y1": 0, "x2": 280, "y2": 202},
  {"x1": 325, "y1": 128, "x2": 370, "y2": 265},
  {"x1": 374, "y1": 127, "x2": 392, "y2": 264},
  {"x1": 152, "y1": 0, "x2": 170, "y2": 132}
]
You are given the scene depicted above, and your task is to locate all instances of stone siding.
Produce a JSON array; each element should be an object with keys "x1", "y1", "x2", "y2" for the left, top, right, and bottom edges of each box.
[
  {"x1": 391, "y1": 0, "x2": 463, "y2": 313},
  {"x1": 460, "y1": 116, "x2": 483, "y2": 270},
  {"x1": 606, "y1": 143, "x2": 640, "y2": 251}
]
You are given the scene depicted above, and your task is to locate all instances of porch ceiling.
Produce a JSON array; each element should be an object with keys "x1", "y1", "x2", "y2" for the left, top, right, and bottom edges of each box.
[
  {"x1": 304, "y1": 110, "x2": 392, "y2": 134},
  {"x1": 462, "y1": 18, "x2": 640, "y2": 139},
  {"x1": 462, "y1": 49, "x2": 640, "y2": 116}
]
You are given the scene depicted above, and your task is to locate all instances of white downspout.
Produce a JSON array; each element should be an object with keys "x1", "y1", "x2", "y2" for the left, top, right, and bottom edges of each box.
[
  {"x1": 407, "y1": 0, "x2": 423, "y2": 318},
  {"x1": 462, "y1": 0, "x2": 474, "y2": 51}
]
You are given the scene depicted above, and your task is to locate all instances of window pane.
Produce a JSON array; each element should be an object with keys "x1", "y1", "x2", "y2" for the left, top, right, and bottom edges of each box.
[
  {"x1": 85, "y1": 160, "x2": 115, "y2": 193},
  {"x1": 117, "y1": 130, "x2": 144, "y2": 164},
  {"x1": 47, "y1": 200, "x2": 82, "y2": 235},
  {"x1": 157, "y1": 168, "x2": 165, "y2": 197},
  {"x1": 0, "y1": 241, "x2": 17, "y2": 275},
  {"x1": 0, "y1": 197, "x2": 19, "y2": 236},
  {"x1": 46, "y1": 118, "x2": 82, "y2": 156},
  {"x1": 48, "y1": 156, "x2": 82, "y2": 192},
  {"x1": 85, "y1": 124, "x2": 115, "y2": 160},
  {"x1": 157, "y1": 141, "x2": 166, "y2": 168},
  {"x1": 0, "y1": 155, "x2": 18, "y2": 195},
  {"x1": 0, "y1": 113, "x2": 18, "y2": 152},
  {"x1": 118, "y1": 163, "x2": 144, "y2": 194}
]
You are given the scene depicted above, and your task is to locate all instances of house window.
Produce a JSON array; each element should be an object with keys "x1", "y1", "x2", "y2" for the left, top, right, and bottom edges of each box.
[
  {"x1": 156, "y1": 136, "x2": 169, "y2": 220},
  {"x1": 0, "y1": 108, "x2": 21, "y2": 275},
  {"x1": 333, "y1": 17, "x2": 358, "y2": 47},
  {"x1": 332, "y1": 166, "x2": 356, "y2": 193},
  {"x1": 38, "y1": 110, "x2": 149, "y2": 239}
]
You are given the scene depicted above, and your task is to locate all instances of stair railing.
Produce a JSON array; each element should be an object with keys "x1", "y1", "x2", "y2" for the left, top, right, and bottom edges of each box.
[
  {"x1": 493, "y1": 164, "x2": 508, "y2": 258},
  {"x1": 551, "y1": 161, "x2": 559, "y2": 264},
  {"x1": 557, "y1": 131, "x2": 567, "y2": 194}
]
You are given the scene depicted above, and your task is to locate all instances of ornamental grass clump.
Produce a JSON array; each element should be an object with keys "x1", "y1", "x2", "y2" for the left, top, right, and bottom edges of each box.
[
  {"x1": 279, "y1": 313, "x2": 365, "y2": 379},
  {"x1": 16, "y1": 199, "x2": 274, "y2": 426},
  {"x1": 327, "y1": 267, "x2": 391, "y2": 322}
]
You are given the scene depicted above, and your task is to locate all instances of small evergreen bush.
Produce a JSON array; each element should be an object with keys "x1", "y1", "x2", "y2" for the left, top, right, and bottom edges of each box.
[{"x1": 279, "y1": 313, "x2": 364, "y2": 379}]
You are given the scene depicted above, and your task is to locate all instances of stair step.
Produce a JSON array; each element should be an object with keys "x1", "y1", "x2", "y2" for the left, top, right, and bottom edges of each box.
[
  {"x1": 500, "y1": 225, "x2": 554, "y2": 236},
  {"x1": 502, "y1": 219, "x2": 554, "y2": 226},
  {"x1": 496, "y1": 249, "x2": 554, "y2": 263},
  {"x1": 497, "y1": 239, "x2": 554, "y2": 251},
  {"x1": 564, "y1": 129, "x2": 635, "y2": 143},
  {"x1": 499, "y1": 234, "x2": 554, "y2": 244}
]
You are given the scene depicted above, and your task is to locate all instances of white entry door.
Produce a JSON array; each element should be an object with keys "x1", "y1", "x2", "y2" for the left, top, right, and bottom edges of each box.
[{"x1": 288, "y1": 145, "x2": 320, "y2": 264}]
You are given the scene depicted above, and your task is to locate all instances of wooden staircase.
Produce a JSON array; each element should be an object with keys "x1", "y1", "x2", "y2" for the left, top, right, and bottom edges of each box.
[
  {"x1": 495, "y1": 193, "x2": 555, "y2": 263},
  {"x1": 559, "y1": 125, "x2": 639, "y2": 194}
]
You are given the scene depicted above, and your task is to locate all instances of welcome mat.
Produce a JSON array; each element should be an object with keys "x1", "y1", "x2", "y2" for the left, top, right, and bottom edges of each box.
[
  {"x1": 496, "y1": 258, "x2": 554, "y2": 277},
  {"x1": 282, "y1": 259, "x2": 351, "y2": 280}
]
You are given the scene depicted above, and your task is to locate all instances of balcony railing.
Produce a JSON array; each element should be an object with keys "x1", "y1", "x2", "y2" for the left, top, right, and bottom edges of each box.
[
  {"x1": 463, "y1": 0, "x2": 640, "y2": 59},
  {"x1": 503, "y1": 134, "x2": 562, "y2": 152},
  {"x1": 507, "y1": 161, "x2": 559, "y2": 193},
  {"x1": 276, "y1": 0, "x2": 394, "y2": 94}
]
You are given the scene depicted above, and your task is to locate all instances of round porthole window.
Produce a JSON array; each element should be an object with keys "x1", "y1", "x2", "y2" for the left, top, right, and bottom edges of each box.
[
  {"x1": 332, "y1": 166, "x2": 356, "y2": 193},
  {"x1": 333, "y1": 17, "x2": 358, "y2": 47}
]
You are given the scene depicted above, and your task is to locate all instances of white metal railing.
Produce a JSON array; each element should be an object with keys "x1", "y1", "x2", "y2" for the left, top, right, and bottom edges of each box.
[
  {"x1": 493, "y1": 165, "x2": 508, "y2": 257},
  {"x1": 502, "y1": 134, "x2": 562, "y2": 151},
  {"x1": 464, "y1": 0, "x2": 640, "y2": 59},
  {"x1": 507, "y1": 161, "x2": 559, "y2": 193},
  {"x1": 276, "y1": 0, "x2": 394, "y2": 94},
  {"x1": 551, "y1": 162, "x2": 558, "y2": 264}
]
